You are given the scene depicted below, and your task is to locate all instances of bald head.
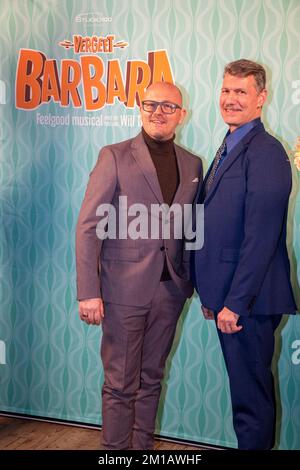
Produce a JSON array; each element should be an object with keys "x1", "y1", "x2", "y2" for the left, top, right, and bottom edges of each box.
[{"x1": 144, "y1": 82, "x2": 183, "y2": 106}]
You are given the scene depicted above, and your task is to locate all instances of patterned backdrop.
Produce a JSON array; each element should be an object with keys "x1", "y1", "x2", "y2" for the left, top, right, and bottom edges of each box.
[{"x1": 0, "y1": 0, "x2": 299, "y2": 449}]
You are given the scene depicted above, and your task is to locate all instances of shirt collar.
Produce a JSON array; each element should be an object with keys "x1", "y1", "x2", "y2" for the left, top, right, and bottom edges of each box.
[
  {"x1": 225, "y1": 118, "x2": 261, "y2": 154},
  {"x1": 142, "y1": 128, "x2": 175, "y2": 154}
]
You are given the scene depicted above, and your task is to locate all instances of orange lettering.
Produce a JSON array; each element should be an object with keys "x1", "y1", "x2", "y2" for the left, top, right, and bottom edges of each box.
[
  {"x1": 16, "y1": 49, "x2": 45, "y2": 109},
  {"x1": 60, "y1": 60, "x2": 82, "y2": 107},
  {"x1": 73, "y1": 36, "x2": 82, "y2": 53},
  {"x1": 106, "y1": 60, "x2": 126, "y2": 104},
  {"x1": 125, "y1": 61, "x2": 151, "y2": 108},
  {"x1": 80, "y1": 56, "x2": 106, "y2": 110},
  {"x1": 148, "y1": 50, "x2": 174, "y2": 83},
  {"x1": 15, "y1": 49, "x2": 174, "y2": 111},
  {"x1": 41, "y1": 60, "x2": 60, "y2": 103}
]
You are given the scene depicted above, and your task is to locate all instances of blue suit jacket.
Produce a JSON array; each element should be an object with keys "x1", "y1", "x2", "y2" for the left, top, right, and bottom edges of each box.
[{"x1": 192, "y1": 122, "x2": 296, "y2": 316}]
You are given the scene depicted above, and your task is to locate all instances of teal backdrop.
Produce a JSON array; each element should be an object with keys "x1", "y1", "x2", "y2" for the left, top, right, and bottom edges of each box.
[{"x1": 0, "y1": 0, "x2": 299, "y2": 449}]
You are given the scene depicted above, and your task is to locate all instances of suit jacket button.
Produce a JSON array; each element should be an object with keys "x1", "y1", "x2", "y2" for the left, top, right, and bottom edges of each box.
[{"x1": 160, "y1": 246, "x2": 165, "y2": 251}]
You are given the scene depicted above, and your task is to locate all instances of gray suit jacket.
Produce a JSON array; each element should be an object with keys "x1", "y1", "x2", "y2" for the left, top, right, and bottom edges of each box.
[{"x1": 76, "y1": 132, "x2": 202, "y2": 306}]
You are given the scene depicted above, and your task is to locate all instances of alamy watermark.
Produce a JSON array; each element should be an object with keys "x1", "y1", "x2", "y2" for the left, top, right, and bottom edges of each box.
[
  {"x1": 95, "y1": 197, "x2": 204, "y2": 250},
  {"x1": 291, "y1": 339, "x2": 300, "y2": 365}
]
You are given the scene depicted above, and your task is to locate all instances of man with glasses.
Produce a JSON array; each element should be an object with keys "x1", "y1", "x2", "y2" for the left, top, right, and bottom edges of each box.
[{"x1": 76, "y1": 81, "x2": 202, "y2": 450}]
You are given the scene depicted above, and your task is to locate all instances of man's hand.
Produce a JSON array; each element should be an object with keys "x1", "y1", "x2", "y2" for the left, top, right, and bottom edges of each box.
[
  {"x1": 201, "y1": 306, "x2": 215, "y2": 320},
  {"x1": 217, "y1": 306, "x2": 242, "y2": 334},
  {"x1": 78, "y1": 298, "x2": 104, "y2": 325}
]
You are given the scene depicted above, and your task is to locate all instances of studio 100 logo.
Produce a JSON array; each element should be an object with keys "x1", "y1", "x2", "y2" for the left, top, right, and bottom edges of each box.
[{"x1": 75, "y1": 12, "x2": 112, "y2": 24}]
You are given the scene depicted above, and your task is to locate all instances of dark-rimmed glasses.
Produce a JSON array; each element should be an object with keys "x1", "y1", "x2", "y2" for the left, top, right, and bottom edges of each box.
[{"x1": 141, "y1": 100, "x2": 182, "y2": 114}]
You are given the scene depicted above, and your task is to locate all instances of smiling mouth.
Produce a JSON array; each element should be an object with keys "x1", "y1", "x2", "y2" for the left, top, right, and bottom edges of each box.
[{"x1": 224, "y1": 108, "x2": 241, "y2": 112}]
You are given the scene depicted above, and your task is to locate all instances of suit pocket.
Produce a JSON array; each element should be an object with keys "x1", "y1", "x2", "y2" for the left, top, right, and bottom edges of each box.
[
  {"x1": 220, "y1": 248, "x2": 240, "y2": 263},
  {"x1": 102, "y1": 247, "x2": 140, "y2": 262}
]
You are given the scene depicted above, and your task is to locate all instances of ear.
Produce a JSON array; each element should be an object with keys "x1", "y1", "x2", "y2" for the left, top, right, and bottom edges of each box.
[
  {"x1": 178, "y1": 107, "x2": 187, "y2": 124},
  {"x1": 257, "y1": 89, "x2": 267, "y2": 108}
]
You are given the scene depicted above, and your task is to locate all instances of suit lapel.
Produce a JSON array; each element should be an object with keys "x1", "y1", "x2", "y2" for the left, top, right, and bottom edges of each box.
[
  {"x1": 197, "y1": 160, "x2": 214, "y2": 203},
  {"x1": 204, "y1": 123, "x2": 265, "y2": 205},
  {"x1": 131, "y1": 133, "x2": 164, "y2": 204}
]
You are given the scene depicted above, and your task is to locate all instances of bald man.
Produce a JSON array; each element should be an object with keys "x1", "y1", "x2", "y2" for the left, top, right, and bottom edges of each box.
[{"x1": 76, "y1": 82, "x2": 202, "y2": 450}]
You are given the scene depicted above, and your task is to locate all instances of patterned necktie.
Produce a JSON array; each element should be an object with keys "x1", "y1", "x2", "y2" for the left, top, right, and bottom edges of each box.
[{"x1": 204, "y1": 138, "x2": 227, "y2": 196}]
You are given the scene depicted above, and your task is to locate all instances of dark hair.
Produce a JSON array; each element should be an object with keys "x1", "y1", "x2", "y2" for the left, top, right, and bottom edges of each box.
[{"x1": 224, "y1": 59, "x2": 266, "y2": 92}]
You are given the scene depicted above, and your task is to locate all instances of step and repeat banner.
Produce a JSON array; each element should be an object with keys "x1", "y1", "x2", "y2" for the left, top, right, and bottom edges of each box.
[{"x1": 0, "y1": 0, "x2": 300, "y2": 449}]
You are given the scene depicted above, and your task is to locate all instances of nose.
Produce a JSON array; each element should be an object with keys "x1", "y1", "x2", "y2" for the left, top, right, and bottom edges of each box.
[
  {"x1": 153, "y1": 103, "x2": 164, "y2": 114},
  {"x1": 224, "y1": 91, "x2": 237, "y2": 104},
  {"x1": 153, "y1": 103, "x2": 164, "y2": 115}
]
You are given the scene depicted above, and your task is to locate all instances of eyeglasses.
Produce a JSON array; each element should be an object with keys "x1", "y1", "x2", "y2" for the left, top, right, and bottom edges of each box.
[{"x1": 141, "y1": 100, "x2": 182, "y2": 114}]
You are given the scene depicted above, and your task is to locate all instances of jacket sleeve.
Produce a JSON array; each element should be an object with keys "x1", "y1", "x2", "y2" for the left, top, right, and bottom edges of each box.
[
  {"x1": 76, "y1": 147, "x2": 117, "y2": 300},
  {"x1": 224, "y1": 141, "x2": 292, "y2": 316}
]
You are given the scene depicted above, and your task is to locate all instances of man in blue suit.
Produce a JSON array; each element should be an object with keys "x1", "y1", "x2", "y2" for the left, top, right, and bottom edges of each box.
[{"x1": 192, "y1": 59, "x2": 297, "y2": 449}]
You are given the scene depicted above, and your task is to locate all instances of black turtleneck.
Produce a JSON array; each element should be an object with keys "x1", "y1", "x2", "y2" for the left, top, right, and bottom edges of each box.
[
  {"x1": 142, "y1": 128, "x2": 179, "y2": 206},
  {"x1": 142, "y1": 128, "x2": 179, "y2": 281}
]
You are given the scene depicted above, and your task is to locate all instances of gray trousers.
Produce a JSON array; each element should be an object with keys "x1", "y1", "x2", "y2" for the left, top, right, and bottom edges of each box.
[{"x1": 101, "y1": 280, "x2": 186, "y2": 450}]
